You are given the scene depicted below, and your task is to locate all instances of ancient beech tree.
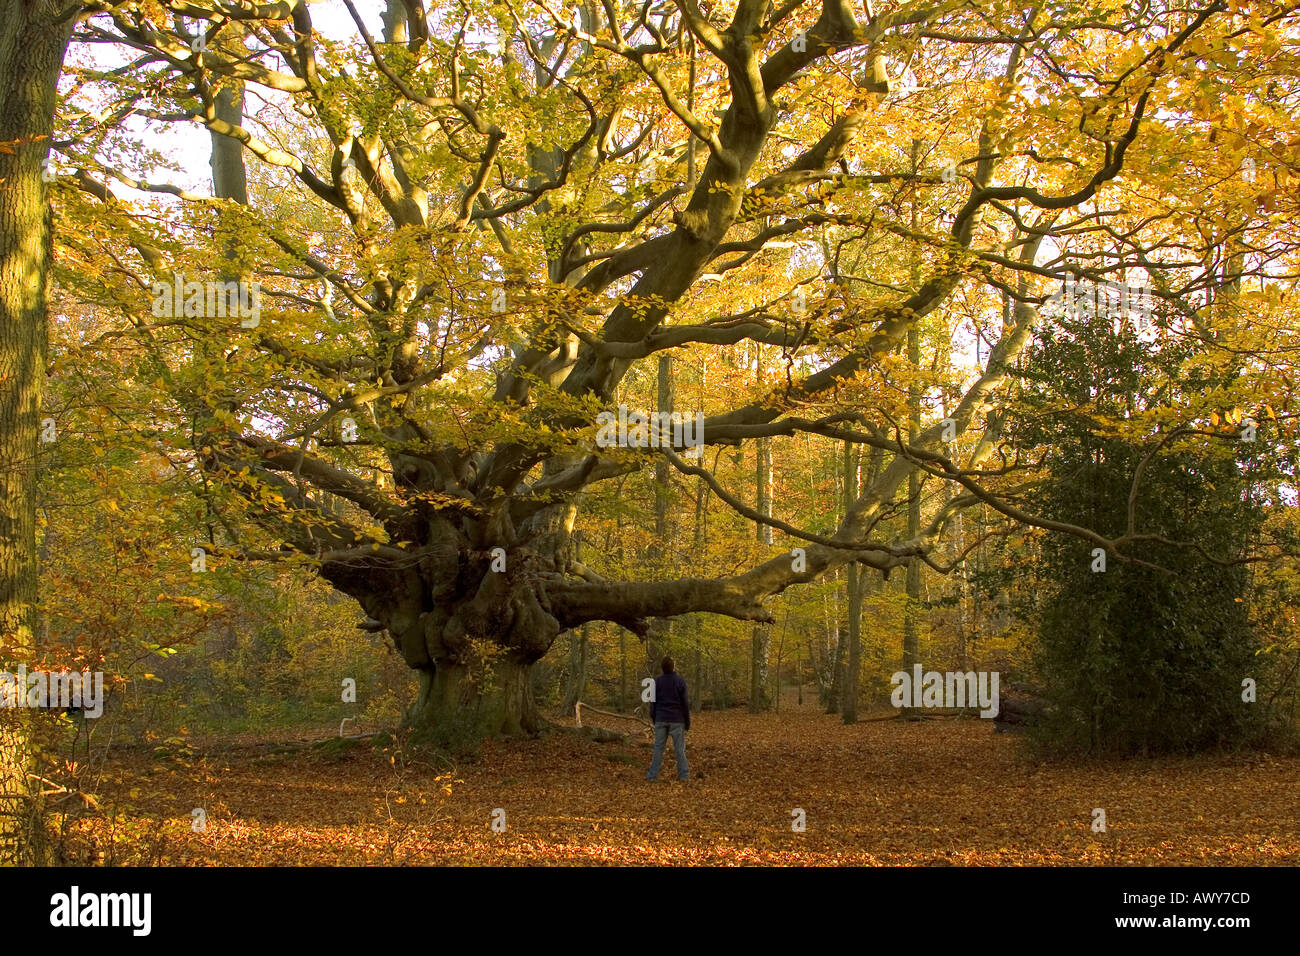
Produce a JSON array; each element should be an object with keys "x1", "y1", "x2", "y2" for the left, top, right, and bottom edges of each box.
[{"x1": 52, "y1": 0, "x2": 1300, "y2": 740}]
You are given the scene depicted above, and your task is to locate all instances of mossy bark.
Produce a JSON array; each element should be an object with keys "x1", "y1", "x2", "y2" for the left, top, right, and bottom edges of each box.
[
  {"x1": 405, "y1": 655, "x2": 543, "y2": 749},
  {"x1": 405, "y1": 657, "x2": 540, "y2": 751},
  {"x1": 0, "y1": 0, "x2": 73, "y2": 867}
]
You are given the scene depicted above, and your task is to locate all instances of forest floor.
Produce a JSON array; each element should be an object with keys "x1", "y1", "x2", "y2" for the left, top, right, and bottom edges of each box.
[{"x1": 63, "y1": 696, "x2": 1300, "y2": 865}]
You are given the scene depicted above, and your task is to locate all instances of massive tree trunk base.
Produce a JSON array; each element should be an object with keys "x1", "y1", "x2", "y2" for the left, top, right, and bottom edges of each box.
[{"x1": 404, "y1": 657, "x2": 541, "y2": 752}]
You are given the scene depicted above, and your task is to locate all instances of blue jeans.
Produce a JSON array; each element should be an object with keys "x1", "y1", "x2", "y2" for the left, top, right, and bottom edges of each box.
[{"x1": 647, "y1": 721, "x2": 688, "y2": 780}]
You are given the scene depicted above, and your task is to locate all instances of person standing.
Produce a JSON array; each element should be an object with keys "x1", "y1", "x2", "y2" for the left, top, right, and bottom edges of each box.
[{"x1": 646, "y1": 656, "x2": 690, "y2": 782}]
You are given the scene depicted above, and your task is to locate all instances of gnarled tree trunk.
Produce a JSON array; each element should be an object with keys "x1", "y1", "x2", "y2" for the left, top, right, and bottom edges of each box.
[
  {"x1": 327, "y1": 508, "x2": 573, "y2": 747},
  {"x1": 409, "y1": 656, "x2": 540, "y2": 742}
]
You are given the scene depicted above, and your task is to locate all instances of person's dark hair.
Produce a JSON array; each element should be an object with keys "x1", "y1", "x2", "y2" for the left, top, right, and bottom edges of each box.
[{"x1": 661, "y1": 656, "x2": 675, "y2": 674}]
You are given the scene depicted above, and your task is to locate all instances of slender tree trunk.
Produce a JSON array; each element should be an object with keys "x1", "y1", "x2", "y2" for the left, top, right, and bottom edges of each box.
[
  {"x1": 559, "y1": 623, "x2": 588, "y2": 713},
  {"x1": 842, "y1": 439, "x2": 861, "y2": 724},
  {"x1": 642, "y1": 354, "x2": 675, "y2": 675},
  {"x1": 844, "y1": 565, "x2": 864, "y2": 723},
  {"x1": 808, "y1": 433, "x2": 837, "y2": 712},
  {"x1": 0, "y1": 0, "x2": 73, "y2": 867},
  {"x1": 771, "y1": 608, "x2": 787, "y2": 713},
  {"x1": 691, "y1": 445, "x2": 708, "y2": 706},
  {"x1": 796, "y1": 645, "x2": 803, "y2": 705},
  {"x1": 902, "y1": 140, "x2": 922, "y2": 715},
  {"x1": 824, "y1": 579, "x2": 843, "y2": 712},
  {"x1": 619, "y1": 626, "x2": 627, "y2": 712},
  {"x1": 749, "y1": 419, "x2": 772, "y2": 712},
  {"x1": 902, "y1": 385, "x2": 922, "y2": 702},
  {"x1": 952, "y1": 481, "x2": 971, "y2": 670},
  {"x1": 653, "y1": 354, "x2": 673, "y2": 550},
  {"x1": 381, "y1": 0, "x2": 410, "y2": 46},
  {"x1": 694, "y1": 642, "x2": 703, "y2": 708},
  {"x1": 209, "y1": 83, "x2": 249, "y2": 204},
  {"x1": 825, "y1": 432, "x2": 847, "y2": 711},
  {"x1": 560, "y1": 529, "x2": 590, "y2": 713}
]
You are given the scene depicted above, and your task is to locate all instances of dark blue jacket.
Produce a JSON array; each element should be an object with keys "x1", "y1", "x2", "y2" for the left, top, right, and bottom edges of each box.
[{"x1": 650, "y1": 672, "x2": 690, "y2": 729}]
